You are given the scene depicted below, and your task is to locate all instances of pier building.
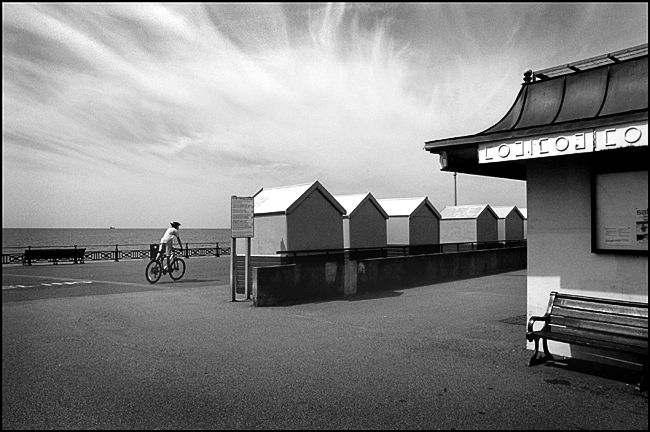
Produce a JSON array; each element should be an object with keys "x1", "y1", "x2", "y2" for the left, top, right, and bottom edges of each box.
[{"x1": 424, "y1": 44, "x2": 648, "y2": 367}]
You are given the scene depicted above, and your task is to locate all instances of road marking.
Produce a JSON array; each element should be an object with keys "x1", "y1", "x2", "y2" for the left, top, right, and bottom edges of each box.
[{"x1": 3, "y1": 281, "x2": 93, "y2": 290}]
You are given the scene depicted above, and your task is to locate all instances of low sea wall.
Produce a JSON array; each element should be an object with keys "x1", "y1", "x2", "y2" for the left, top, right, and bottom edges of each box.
[{"x1": 252, "y1": 246, "x2": 527, "y2": 306}]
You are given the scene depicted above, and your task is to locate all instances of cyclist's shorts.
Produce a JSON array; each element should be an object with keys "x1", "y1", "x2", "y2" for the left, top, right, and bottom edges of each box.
[{"x1": 159, "y1": 240, "x2": 173, "y2": 255}]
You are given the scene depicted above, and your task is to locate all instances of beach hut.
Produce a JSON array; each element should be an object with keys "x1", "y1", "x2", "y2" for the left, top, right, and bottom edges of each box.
[
  {"x1": 439, "y1": 204, "x2": 499, "y2": 244},
  {"x1": 376, "y1": 197, "x2": 441, "y2": 246},
  {"x1": 519, "y1": 207, "x2": 528, "y2": 239},
  {"x1": 334, "y1": 193, "x2": 388, "y2": 249},
  {"x1": 491, "y1": 206, "x2": 525, "y2": 241},
  {"x1": 251, "y1": 181, "x2": 346, "y2": 255}
]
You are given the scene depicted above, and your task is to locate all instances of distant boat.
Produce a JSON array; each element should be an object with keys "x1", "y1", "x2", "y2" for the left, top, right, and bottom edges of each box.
[{"x1": 109, "y1": 226, "x2": 116, "y2": 229}]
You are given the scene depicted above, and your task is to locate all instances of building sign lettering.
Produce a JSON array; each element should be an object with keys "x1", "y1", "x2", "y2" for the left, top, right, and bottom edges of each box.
[{"x1": 478, "y1": 121, "x2": 647, "y2": 163}]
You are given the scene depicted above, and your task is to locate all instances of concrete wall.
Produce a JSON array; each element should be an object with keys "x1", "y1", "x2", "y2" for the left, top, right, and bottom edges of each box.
[
  {"x1": 348, "y1": 202, "x2": 387, "y2": 249},
  {"x1": 386, "y1": 216, "x2": 410, "y2": 245},
  {"x1": 410, "y1": 206, "x2": 440, "y2": 245},
  {"x1": 476, "y1": 210, "x2": 498, "y2": 242},
  {"x1": 527, "y1": 156, "x2": 648, "y2": 365},
  {"x1": 287, "y1": 190, "x2": 343, "y2": 251},
  {"x1": 357, "y1": 247, "x2": 526, "y2": 293},
  {"x1": 253, "y1": 259, "x2": 344, "y2": 306},
  {"x1": 252, "y1": 247, "x2": 526, "y2": 306}
]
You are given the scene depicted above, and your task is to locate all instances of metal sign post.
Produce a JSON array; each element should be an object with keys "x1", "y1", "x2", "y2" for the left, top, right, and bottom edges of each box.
[{"x1": 230, "y1": 196, "x2": 254, "y2": 301}]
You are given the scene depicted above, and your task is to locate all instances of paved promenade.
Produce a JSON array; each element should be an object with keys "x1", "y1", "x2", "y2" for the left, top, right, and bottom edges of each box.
[{"x1": 2, "y1": 258, "x2": 647, "y2": 429}]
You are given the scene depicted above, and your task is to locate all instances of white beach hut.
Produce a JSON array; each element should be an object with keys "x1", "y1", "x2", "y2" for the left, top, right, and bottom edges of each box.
[
  {"x1": 376, "y1": 197, "x2": 441, "y2": 246},
  {"x1": 491, "y1": 206, "x2": 525, "y2": 241},
  {"x1": 439, "y1": 204, "x2": 499, "y2": 244},
  {"x1": 519, "y1": 207, "x2": 527, "y2": 239},
  {"x1": 251, "y1": 181, "x2": 346, "y2": 255},
  {"x1": 334, "y1": 193, "x2": 388, "y2": 249}
]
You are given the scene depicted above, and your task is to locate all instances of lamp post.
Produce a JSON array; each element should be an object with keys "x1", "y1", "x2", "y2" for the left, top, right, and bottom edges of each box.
[{"x1": 453, "y1": 172, "x2": 458, "y2": 205}]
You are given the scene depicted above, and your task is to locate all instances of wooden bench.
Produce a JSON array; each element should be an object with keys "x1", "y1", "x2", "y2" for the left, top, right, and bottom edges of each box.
[
  {"x1": 23, "y1": 248, "x2": 86, "y2": 265},
  {"x1": 527, "y1": 291, "x2": 647, "y2": 390}
]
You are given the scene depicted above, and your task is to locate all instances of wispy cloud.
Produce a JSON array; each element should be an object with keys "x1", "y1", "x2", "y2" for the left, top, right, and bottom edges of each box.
[{"x1": 2, "y1": 3, "x2": 646, "y2": 227}]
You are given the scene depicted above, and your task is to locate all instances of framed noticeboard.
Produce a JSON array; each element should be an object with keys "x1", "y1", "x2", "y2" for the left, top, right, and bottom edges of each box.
[
  {"x1": 231, "y1": 196, "x2": 254, "y2": 238},
  {"x1": 592, "y1": 169, "x2": 648, "y2": 254}
]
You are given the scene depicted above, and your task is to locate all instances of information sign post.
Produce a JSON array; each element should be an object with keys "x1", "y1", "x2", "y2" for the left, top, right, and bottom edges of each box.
[{"x1": 230, "y1": 196, "x2": 254, "y2": 301}]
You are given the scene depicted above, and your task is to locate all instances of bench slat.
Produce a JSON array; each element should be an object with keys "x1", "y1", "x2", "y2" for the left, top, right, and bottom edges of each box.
[
  {"x1": 554, "y1": 296, "x2": 648, "y2": 318},
  {"x1": 549, "y1": 315, "x2": 648, "y2": 339},
  {"x1": 536, "y1": 328, "x2": 648, "y2": 354},
  {"x1": 551, "y1": 306, "x2": 648, "y2": 329},
  {"x1": 545, "y1": 325, "x2": 648, "y2": 349}
]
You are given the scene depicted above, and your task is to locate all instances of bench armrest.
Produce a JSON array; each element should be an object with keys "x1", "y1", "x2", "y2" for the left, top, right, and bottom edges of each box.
[{"x1": 527, "y1": 315, "x2": 548, "y2": 333}]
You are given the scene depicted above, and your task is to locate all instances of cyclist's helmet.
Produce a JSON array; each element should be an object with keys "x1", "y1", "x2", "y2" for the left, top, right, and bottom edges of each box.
[{"x1": 170, "y1": 221, "x2": 181, "y2": 228}]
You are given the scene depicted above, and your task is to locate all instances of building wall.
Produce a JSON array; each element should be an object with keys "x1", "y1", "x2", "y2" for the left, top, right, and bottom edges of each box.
[
  {"x1": 287, "y1": 189, "x2": 343, "y2": 251},
  {"x1": 250, "y1": 215, "x2": 287, "y2": 255},
  {"x1": 476, "y1": 211, "x2": 498, "y2": 242},
  {"x1": 386, "y1": 216, "x2": 410, "y2": 245},
  {"x1": 409, "y1": 206, "x2": 440, "y2": 245},
  {"x1": 348, "y1": 202, "x2": 387, "y2": 249},
  {"x1": 440, "y1": 219, "x2": 476, "y2": 243},
  {"x1": 497, "y1": 218, "x2": 507, "y2": 241},
  {"x1": 505, "y1": 212, "x2": 524, "y2": 240},
  {"x1": 523, "y1": 219, "x2": 528, "y2": 239},
  {"x1": 342, "y1": 218, "x2": 351, "y2": 249},
  {"x1": 527, "y1": 156, "x2": 648, "y2": 362}
]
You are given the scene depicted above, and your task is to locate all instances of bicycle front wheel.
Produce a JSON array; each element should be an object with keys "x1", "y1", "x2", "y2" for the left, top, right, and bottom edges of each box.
[
  {"x1": 169, "y1": 258, "x2": 186, "y2": 280},
  {"x1": 145, "y1": 259, "x2": 163, "y2": 283}
]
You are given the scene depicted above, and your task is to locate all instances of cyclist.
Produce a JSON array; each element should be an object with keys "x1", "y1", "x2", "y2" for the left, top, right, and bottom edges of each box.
[{"x1": 156, "y1": 221, "x2": 183, "y2": 273}]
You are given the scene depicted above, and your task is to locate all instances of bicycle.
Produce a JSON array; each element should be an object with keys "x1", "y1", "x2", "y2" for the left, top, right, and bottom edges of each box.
[{"x1": 145, "y1": 249, "x2": 186, "y2": 283}]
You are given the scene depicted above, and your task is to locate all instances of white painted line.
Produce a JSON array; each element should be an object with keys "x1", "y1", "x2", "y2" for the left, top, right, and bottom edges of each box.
[{"x1": 2, "y1": 280, "x2": 94, "y2": 290}]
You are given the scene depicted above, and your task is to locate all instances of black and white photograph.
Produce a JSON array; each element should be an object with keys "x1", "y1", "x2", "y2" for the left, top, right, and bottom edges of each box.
[{"x1": 2, "y1": 2, "x2": 647, "y2": 430}]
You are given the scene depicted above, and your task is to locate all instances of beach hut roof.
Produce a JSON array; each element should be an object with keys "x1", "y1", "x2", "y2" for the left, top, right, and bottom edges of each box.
[
  {"x1": 441, "y1": 204, "x2": 497, "y2": 220},
  {"x1": 253, "y1": 180, "x2": 345, "y2": 215},
  {"x1": 491, "y1": 205, "x2": 525, "y2": 219},
  {"x1": 376, "y1": 197, "x2": 441, "y2": 218},
  {"x1": 334, "y1": 193, "x2": 389, "y2": 219}
]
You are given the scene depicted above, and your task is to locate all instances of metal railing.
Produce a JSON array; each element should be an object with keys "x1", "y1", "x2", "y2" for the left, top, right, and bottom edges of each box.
[
  {"x1": 2, "y1": 243, "x2": 231, "y2": 265},
  {"x1": 275, "y1": 240, "x2": 527, "y2": 263}
]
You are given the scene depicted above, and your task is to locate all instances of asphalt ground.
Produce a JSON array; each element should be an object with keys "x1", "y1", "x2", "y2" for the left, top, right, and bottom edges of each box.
[{"x1": 2, "y1": 258, "x2": 648, "y2": 430}]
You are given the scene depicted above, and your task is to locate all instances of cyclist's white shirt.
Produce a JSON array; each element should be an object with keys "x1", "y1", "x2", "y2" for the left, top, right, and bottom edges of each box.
[{"x1": 160, "y1": 227, "x2": 179, "y2": 243}]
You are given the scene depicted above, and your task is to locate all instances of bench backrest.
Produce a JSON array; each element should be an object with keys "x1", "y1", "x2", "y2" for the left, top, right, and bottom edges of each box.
[
  {"x1": 546, "y1": 291, "x2": 648, "y2": 348},
  {"x1": 24, "y1": 249, "x2": 86, "y2": 258}
]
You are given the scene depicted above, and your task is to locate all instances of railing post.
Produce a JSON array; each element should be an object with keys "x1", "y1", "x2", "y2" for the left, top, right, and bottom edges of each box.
[
  {"x1": 216, "y1": 242, "x2": 220, "y2": 257},
  {"x1": 114, "y1": 244, "x2": 119, "y2": 262},
  {"x1": 185, "y1": 242, "x2": 189, "y2": 259}
]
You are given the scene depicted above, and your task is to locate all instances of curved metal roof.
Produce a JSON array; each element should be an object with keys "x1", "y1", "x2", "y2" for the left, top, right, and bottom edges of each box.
[
  {"x1": 423, "y1": 44, "x2": 648, "y2": 180},
  {"x1": 425, "y1": 44, "x2": 648, "y2": 149}
]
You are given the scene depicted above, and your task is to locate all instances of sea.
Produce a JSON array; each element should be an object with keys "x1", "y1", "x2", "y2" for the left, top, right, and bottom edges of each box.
[{"x1": 2, "y1": 228, "x2": 233, "y2": 254}]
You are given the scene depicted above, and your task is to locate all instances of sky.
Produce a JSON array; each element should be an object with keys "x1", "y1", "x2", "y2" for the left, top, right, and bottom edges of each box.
[{"x1": 2, "y1": 3, "x2": 648, "y2": 228}]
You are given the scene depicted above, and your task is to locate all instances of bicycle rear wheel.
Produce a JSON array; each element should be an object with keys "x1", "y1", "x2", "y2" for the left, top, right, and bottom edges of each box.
[
  {"x1": 145, "y1": 259, "x2": 163, "y2": 283},
  {"x1": 169, "y1": 258, "x2": 186, "y2": 280}
]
